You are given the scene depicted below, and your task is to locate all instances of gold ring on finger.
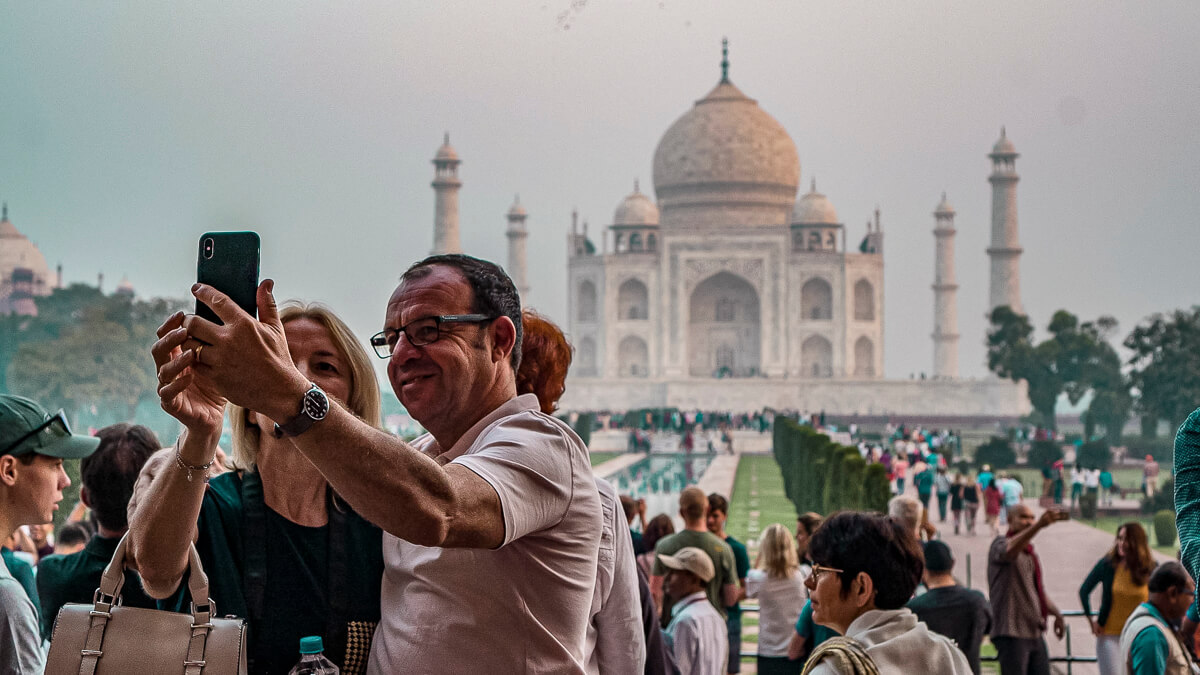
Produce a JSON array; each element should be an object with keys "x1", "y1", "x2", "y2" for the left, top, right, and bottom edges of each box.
[{"x1": 194, "y1": 343, "x2": 204, "y2": 364}]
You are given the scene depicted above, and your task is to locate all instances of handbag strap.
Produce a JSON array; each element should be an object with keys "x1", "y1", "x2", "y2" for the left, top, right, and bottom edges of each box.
[
  {"x1": 242, "y1": 471, "x2": 350, "y2": 661},
  {"x1": 82, "y1": 534, "x2": 216, "y2": 674}
]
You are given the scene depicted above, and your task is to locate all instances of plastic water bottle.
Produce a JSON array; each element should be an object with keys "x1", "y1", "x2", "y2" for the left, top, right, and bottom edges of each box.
[{"x1": 287, "y1": 636, "x2": 340, "y2": 675}]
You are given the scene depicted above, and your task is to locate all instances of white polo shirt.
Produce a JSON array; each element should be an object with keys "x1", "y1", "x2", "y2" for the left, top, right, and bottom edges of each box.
[{"x1": 367, "y1": 394, "x2": 601, "y2": 674}]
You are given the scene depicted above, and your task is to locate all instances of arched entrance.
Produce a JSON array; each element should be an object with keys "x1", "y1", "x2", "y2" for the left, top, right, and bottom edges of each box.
[
  {"x1": 688, "y1": 272, "x2": 760, "y2": 377},
  {"x1": 801, "y1": 335, "x2": 833, "y2": 378}
]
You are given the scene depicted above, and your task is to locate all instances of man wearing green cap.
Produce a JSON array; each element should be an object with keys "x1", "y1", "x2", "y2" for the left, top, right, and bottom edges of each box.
[{"x1": 0, "y1": 394, "x2": 99, "y2": 673}]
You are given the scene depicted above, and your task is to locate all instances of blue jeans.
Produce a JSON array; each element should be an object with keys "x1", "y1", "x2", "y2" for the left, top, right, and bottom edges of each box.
[{"x1": 726, "y1": 613, "x2": 742, "y2": 673}]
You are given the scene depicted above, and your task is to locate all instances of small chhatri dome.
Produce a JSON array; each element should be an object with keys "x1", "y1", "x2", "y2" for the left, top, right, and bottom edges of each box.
[
  {"x1": 652, "y1": 40, "x2": 800, "y2": 227},
  {"x1": 613, "y1": 180, "x2": 660, "y2": 226},
  {"x1": 435, "y1": 132, "x2": 459, "y2": 162},
  {"x1": 935, "y1": 191, "x2": 955, "y2": 215},
  {"x1": 0, "y1": 202, "x2": 18, "y2": 238},
  {"x1": 791, "y1": 178, "x2": 840, "y2": 225},
  {"x1": 507, "y1": 194, "x2": 527, "y2": 218},
  {"x1": 991, "y1": 126, "x2": 1017, "y2": 155},
  {"x1": 116, "y1": 276, "x2": 135, "y2": 295}
]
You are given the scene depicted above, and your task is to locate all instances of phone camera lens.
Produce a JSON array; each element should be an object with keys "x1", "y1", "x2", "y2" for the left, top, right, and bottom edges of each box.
[{"x1": 203, "y1": 238, "x2": 215, "y2": 260}]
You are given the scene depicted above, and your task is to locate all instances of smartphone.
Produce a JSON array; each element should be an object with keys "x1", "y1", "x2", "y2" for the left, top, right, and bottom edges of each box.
[{"x1": 196, "y1": 231, "x2": 260, "y2": 325}]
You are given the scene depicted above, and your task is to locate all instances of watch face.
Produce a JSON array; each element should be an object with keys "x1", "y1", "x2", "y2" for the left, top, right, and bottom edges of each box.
[{"x1": 303, "y1": 387, "x2": 329, "y2": 420}]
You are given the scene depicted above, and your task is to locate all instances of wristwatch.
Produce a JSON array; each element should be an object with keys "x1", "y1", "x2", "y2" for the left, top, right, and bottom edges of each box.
[{"x1": 273, "y1": 383, "x2": 329, "y2": 438}]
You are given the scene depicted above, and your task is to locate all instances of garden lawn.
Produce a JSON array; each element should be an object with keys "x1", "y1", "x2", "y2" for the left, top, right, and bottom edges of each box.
[
  {"x1": 589, "y1": 451, "x2": 622, "y2": 467},
  {"x1": 726, "y1": 454, "x2": 799, "y2": 552}
]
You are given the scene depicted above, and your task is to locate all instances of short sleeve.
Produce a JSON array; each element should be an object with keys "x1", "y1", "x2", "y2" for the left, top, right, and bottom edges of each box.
[
  {"x1": 988, "y1": 536, "x2": 1009, "y2": 567},
  {"x1": 719, "y1": 546, "x2": 737, "y2": 587},
  {"x1": 733, "y1": 542, "x2": 750, "y2": 580},
  {"x1": 453, "y1": 412, "x2": 577, "y2": 546},
  {"x1": 1174, "y1": 407, "x2": 1200, "y2": 621},
  {"x1": 746, "y1": 569, "x2": 765, "y2": 599},
  {"x1": 796, "y1": 599, "x2": 813, "y2": 636}
]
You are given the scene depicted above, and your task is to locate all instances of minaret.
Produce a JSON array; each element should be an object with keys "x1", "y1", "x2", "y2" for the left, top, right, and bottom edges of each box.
[
  {"x1": 932, "y1": 193, "x2": 959, "y2": 379},
  {"x1": 506, "y1": 195, "x2": 530, "y2": 300},
  {"x1": 431, "y1": 133, "x2": 462, "y2": 255},
  {"x1": 987, "y1": 127, "x2": 1022, "y2": 314}
]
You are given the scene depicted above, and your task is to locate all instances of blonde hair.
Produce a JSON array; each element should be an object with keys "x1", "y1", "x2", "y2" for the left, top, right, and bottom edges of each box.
[
  {"x1": 227, "y1": 302, "x2": 382, "y2": 471},
  {"x1": 758, "y1": 523, "x2": 799, "y2": 579}
]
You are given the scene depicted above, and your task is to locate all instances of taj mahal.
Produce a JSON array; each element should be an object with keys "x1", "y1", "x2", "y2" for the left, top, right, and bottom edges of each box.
[{"x1": 426, "y1": 44, "x2": 1029, "y2": 417}]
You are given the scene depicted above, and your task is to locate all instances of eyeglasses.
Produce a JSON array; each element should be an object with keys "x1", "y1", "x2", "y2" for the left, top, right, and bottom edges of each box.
[
  {"x1": 808, "y1": 564, "x2": 845, "y2": 585},
  {"x1": 0, "y1": 410, "x2": 71, "y2": 457},
  {"x1": 370, "y1": 314, "x2": 496, "y2": 358}
]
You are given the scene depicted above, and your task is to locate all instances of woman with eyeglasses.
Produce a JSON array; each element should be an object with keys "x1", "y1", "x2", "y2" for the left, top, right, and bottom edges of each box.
[
  {"x1": 801, "y1": 511, "x2": 971, "y2": 674},
  {"x1": 131, "y1": 303, "x2": 384, "y2": 675}
]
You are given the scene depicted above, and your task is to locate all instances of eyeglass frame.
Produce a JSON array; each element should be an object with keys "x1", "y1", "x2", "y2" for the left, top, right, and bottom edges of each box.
[
  {"x1": 807, "y1": 563, "x2": 846, "y2": 586},
  {"x1": 0, "y1": 409, "x2": 71, "y2": 457},
  {"x1": 370, "y1": 314, "x2": 497, "y2": 359}
]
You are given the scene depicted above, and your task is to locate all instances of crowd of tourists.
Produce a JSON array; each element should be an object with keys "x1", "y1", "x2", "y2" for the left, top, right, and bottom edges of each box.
[{"x1": 2, "y1": 252, "x2": 1200, "y2": 674}]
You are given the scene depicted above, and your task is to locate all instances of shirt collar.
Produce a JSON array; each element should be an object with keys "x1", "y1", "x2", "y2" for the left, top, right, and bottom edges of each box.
[
  {"x1": 425, "y1": 394, "x2": 540, "y2": 463},
  {"x1": 671, "y1": 591, "x2": 709, "y2": 617}
]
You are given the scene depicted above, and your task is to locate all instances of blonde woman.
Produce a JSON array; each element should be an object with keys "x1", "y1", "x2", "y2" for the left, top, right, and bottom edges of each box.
[
  {"x1": 132, "y1": 303, "x2": 384, "y2": 675},
  {"x1": 747, "y1": 523, "x2": 808, "y2": 675}
]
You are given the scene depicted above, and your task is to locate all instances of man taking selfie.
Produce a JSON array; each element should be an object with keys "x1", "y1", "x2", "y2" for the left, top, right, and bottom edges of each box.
[{"x1": 162, "y1": 254, "x2": 601, "y2": 673}]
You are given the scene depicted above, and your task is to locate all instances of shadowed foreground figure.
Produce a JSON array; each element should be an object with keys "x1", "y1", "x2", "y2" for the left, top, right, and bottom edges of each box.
[{"x1": 802, "y1": 511, "x2": 970, "y2": 675}]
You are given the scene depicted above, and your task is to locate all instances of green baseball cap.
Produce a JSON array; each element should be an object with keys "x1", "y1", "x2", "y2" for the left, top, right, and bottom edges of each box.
[{"x1": 0, "y1": 395, "x2": 99, "y2": 459}]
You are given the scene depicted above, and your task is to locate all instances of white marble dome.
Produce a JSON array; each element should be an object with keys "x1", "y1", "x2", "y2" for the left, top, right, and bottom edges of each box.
[
  {"x1": 991, "y1": 128, "x2": 1016, "y2": 155},
  {"x1": 0, "y1": 207, "x2": 53, "y2": 309},
  {"x1": 613, "y1": 182, "x2": 659, "y2": 226},
  {"x1": 791, "y1": 180, "x2": 839, "y2": 225},
  {"x1": 652, "y1": 78, "x2": 800, "y2": 226},
  {"x1": 434, "y1": 134, "x2": 459, "y2": 162}
]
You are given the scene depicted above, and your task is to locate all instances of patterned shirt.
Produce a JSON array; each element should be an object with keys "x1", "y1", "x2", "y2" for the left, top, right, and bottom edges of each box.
[
  {"x1": 1173, "y1": 407, "x2": 1200, "y2": 622},
  {"x1": 987, "y1": 536, "x2": 1045, "y2": 639}
]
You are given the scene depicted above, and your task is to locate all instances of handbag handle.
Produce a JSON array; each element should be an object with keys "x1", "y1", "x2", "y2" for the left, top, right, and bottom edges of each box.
[{"x1": 98, "y1": 533, "x2": 212, "y2": 617}]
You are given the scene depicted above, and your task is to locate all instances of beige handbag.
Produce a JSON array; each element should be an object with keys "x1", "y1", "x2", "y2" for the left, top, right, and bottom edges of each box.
[{"x1": 45, "y1": 533, "x2": 248, "y2": 675}]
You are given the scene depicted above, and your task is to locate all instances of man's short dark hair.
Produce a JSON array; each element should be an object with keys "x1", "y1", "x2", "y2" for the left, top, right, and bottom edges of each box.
[
  {"x1": 922, "y1": 540, "x2": 954, "y2": 574},
  {"x1": 55, "y1": 522, "x2": 91, "y2": 549},
  {"x1": 1149, "y1": 561, "x2": 1190, "y2": 593},
  {"x1": 80, "y1": 424, "x2": 159, "y2": 532},
  {"x1": 707, "y1": 493, "x2": 729, "y2": 516},
  {"x1": 401, "y1": 254, "x2": 523, "y2": 370},
  {"x1": 808, "y1": 511, "x2": 925, "y2": 609}
]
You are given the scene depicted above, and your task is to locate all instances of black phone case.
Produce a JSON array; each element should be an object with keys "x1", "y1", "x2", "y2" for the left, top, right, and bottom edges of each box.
[{"x1": 196, "y1": 231, "x2": 260, "y2": 325}]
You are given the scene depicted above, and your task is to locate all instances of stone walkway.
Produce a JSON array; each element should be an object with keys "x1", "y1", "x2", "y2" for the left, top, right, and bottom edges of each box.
[{"x1": 929, "y1": 493, "x2": 1173, "y2": 674}]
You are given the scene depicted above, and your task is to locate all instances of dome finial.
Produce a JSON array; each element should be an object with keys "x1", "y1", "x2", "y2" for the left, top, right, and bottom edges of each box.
[
  {"x1": 720, "y1": 38, "x2": 730, "y2": 83},
  {"x1": 811, "y1": 177, "x2": 817, "y2": 193},
  {"x1": 634, "y1": 178, "x2": 640, "y2": 193},
  {"x1": 444, "y1": 132, "x2": 450, "y2": 145},
  {"x1": 1000, "y1": 126, "x2": 1006, "y2": 138},
  {"x1": 1, "y1": 202, "x2": 6, "y2": 221}
]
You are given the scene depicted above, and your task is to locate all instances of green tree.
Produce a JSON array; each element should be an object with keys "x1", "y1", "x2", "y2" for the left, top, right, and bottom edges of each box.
[
  {"x1": 3, "y1": 285, "x2": 185, "y2": 425},
  {"x1": 988, "y1": 307, "x2": 1129, "y2": 433},
  {"x1": 1125, "y1": 307, "x2": 1200, "y2": 433}
]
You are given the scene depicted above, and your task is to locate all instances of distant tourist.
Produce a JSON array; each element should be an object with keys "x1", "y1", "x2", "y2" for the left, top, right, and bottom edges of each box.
[
  {"x1": 795, "y1": 512, "x2": 823, "y2": 567},
  {"x1": 1071, "y1": 464, "x2": 1086, "y2": 509},
  {"x1": 906, "y1": 541, "x2": 992, "y2": 674},
  {"x1": 660, "y1": 547, "x2": 728, "y2": 675},
  {"x1": 1118, "y1": 561, "x2": 1196, "y2": 675},
  {"x1": 707, "y1": 493, "x2": 749, "y2": 675},
  {"x1": 51, "y1": 522, "x2": 89, "y2": 556},
  {"x1": 1078, "y1": 522, "x2": 1154, "y2": 675},
  {"x1": 36, "y1": 423, "x2": 159, "y2": 640},
  {"x1": 984, "y1": 481, "x2": 1003, "y2": 536},
  {"x1": 652, "y1": 487, "x2": 738, "y2": 621},
  {"x1": 803, "y1": 512, "x2": 971, "y2": 674},
  {"x1": 1144, "y1": 455, "x2": 1160, "y2": 499},
  {"x1": 988, "y1": 504, "x2": 1068, "y2": 675},
  {"x1": 934, "y1": 466, "x2": 952, "y2": 522},
  {"x1": 746, "y1": 524, "x2": 806, "y2": 675},
  {"x1": 641, "y1": 514, "x2": 677, "y2": 578},
  {"x1": 961, "y1": 475, "x2": 981, "y2": 536}
]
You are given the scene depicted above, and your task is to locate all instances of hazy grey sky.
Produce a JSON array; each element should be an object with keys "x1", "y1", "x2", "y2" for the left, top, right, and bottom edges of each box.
[{"x1": 2, "y1": 2, "x2": 1198, "y2": 383}]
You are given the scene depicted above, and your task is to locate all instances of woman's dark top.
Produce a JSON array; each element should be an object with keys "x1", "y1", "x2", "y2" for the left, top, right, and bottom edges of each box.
[{"x1": 162, "y1": 471, "x2": 383, "y2": 675}]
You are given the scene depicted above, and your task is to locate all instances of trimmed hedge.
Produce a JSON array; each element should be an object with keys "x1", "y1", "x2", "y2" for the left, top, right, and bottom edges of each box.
[
  {"x1": 1154, "y1": 510, "x2": 1177, "y2": 548},
  {"x1": 773, "y1": 418, "x2": 890, "y2": 516},
  {"x1": 975, "y1": 437, "x2": 1016, "y2": 469}
]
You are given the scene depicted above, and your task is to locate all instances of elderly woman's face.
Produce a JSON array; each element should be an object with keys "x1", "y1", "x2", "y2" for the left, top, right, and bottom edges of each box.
[{"x1": 284, "y1": 318, "x2": 353, "y2": 406}]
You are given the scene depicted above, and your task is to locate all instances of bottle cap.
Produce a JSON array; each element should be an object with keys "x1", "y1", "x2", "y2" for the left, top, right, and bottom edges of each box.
[{"x1": 299, "y1": 636, "x2": 324, "y2": 654}]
